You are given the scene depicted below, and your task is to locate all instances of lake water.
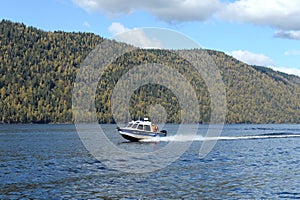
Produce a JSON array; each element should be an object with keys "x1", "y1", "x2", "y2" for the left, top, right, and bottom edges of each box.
[{"x1": 1, "y1": 124, "x2": 300, "y2": 199}]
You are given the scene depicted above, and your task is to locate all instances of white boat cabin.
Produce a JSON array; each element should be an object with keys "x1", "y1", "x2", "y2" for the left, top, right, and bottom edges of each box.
[{"x1": 126, "y1": 118, "x2": 159, "y2": 132}]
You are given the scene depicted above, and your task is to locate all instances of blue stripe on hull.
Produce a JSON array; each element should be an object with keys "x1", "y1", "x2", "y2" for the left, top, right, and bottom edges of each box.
[
  {"x1": 117, "y1": 128, "x2": 166, "y2": 142},
  {"x1": 119, "y1": 128, "x2": 156, "y2": 137}
]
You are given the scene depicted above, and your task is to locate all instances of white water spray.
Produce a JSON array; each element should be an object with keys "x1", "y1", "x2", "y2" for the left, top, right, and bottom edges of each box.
[{"x1": 141, "y1": 134, "x2": 300, "y2": 142}]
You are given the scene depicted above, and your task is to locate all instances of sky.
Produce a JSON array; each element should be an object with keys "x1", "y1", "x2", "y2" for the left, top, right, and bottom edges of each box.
[{"x1": 1, "y1": 0, "x2": 300, "y2": 76}]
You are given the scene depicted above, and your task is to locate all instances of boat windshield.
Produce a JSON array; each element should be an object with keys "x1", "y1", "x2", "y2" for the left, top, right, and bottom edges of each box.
[
  {"x1": 127, "y1": 122, "x2": 133, "y2": 128},
  {"x1": 132, "y1": 123, "x2": 139, "y2": 129}
]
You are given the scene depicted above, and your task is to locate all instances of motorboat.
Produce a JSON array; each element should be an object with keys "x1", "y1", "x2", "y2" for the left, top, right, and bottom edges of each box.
[{"x1": 116, "y1": 118, "x2": 167, "y2": 142}]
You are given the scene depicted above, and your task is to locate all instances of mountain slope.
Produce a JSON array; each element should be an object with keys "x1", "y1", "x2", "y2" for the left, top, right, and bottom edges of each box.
[
  {"x1": 207, "y1": 50, "x2": 299, "y2": 123},
  {"x1": 0, "y1": 20, "x2": 299, "y2": 123}
]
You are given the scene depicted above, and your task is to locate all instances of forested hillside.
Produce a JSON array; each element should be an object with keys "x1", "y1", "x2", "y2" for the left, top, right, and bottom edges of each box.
[
  {"x1": 0, "y1": 20, "x2": 103, "y2": 123},
  {"x1": 0, "y1": 20, "x2": 299, "y2": 124}
]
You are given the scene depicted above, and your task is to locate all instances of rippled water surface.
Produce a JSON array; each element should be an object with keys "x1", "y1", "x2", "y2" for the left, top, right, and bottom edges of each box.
[{"x1": 1, "y1": 124, "x2": 300, "y2": 199}]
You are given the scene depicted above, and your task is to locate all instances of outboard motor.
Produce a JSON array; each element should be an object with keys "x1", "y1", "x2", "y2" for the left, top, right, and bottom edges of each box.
[{"x1": 160, "y1": 130, "x2": 167, "y2": 136}]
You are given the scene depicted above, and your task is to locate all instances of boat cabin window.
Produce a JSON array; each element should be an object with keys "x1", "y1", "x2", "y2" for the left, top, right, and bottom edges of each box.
[
  {"x1": 127, "y1": 122, "x2": 133, "y2": 128},
  {"x1": 144, "y1": 125, "x2": 151, "y2": 131},
  {"x1": 137, "y1": 124, "x2": 143, "y2": 130},
  {"x1": 132, "y1": 123, "x2": 139, "y2": 129}
]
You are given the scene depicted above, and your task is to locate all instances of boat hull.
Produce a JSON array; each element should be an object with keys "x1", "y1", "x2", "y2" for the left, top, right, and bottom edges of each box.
[{"x1": 117, "y1": 128, "x2": 167, "y2": 142}]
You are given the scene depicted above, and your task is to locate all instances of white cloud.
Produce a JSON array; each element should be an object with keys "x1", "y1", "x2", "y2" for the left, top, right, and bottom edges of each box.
[
  {"x1": 73, "y1": 0, "x2": 222, "y2": 22},
  {"x1": 219, "y1": 0, "x2": 300, "y2": 31},
  {"x1": 73, "y1": 0, "x2": 100, "y2": 13},
  {"x1": 274, "y1": 30, "x2": 300, "y2": 40},
  {"x1": 284, "y1": 50, "x2": 300, "y2": 56},
  {"x1": 108, "y1": 22, "x2": 163, "y2": 48},
  {"x1": 269, "y1": 66, "x2": 300, "y2": 77},
  {"x1": 108, "y1": 22, "x2": 129, "y2": 35},
  {"x1": 231, "y1": 50, "x2": 300, "y2": 77},
  {"x1": 145, "y1": 0, "x2": 223, "y2": 22},
  {"x1": 83, "y1": 21, "x2": 90, "y2": 27},
  {"x1": 74, "y1": 0, "x2": 300, "y2": 31},
  {"x1": 231, "y1": 50, "x2": 275, "y2": 66}
]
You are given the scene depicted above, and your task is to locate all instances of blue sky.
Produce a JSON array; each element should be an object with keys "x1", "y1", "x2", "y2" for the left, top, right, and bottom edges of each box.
[{"x1": 1, "y1": 0, "x2": 300, "y2": 76}]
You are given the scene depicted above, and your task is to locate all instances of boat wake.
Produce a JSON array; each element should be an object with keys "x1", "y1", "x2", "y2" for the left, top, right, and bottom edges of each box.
[{"x1": 141, "y1": 133, "x2": 300, "y2": 142}]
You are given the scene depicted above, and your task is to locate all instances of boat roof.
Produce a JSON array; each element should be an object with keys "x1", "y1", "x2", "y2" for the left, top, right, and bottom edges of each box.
[{"x1": 130, "y1": 118, "x2": 152, "y2": 126}]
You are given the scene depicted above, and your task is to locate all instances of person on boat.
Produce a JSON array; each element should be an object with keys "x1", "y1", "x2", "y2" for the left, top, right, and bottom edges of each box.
[{"x1": 152, "y1": 124, "x2": 159, "y2": 132}]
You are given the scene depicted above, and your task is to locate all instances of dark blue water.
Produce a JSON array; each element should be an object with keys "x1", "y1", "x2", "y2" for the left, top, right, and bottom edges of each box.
[{"x1": 1, "y1": 124, "x2": 300, "y2": 199}]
